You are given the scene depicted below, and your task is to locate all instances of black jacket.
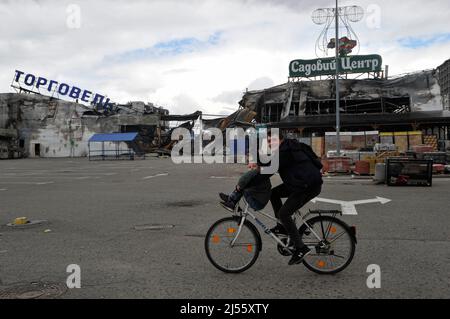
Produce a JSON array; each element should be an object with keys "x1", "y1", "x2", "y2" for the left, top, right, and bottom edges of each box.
[
  {"x1": 276, "y1": 139, "x2": 323, "y2": 191},
  {"x1": 237, "y1": 169, "x2": 272, "y2": 207}
]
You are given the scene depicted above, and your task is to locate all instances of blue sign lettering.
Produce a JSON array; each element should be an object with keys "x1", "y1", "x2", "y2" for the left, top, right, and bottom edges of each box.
[
  {"x1": 36, "y1": 77, "x2": 48, "y2": 88},
  {"x1": 81, "y1": 90, "x2": 92, "y2": 103},
  {"x1": 58, "y1": 83, "x2": 70, "y2": 95},
  {"x1": 11, "y1": 70, "x2": 113, "y2": 109},
  {"x1": 15, "y1": 70, "x2": 24, "y2": 82},
  {"x1": 69, "y1": 86, "x2": 81, "y2": 99},
  {"x1": 24, "y1": 73, "x2": 35, "y2": 86}
]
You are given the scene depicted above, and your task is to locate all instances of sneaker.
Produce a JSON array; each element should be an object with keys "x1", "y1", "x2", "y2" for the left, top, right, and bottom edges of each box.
[
  {"x1": 288, "y1": 246, "x2": 311, "y2": 266},
  {"x1": 270, "y1": 224, "x2": 288, "y2": 236},
  {"x1": 220, "y1": 200, "x2": 236, "y2": 212},
  {"x1": 219, "y1": 193, "x2": 229, "y2": 202}
]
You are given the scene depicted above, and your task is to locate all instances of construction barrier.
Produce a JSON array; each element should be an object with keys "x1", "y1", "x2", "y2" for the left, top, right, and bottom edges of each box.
[
  {"x1": 433, "y1": 164, "x2": 445, "y2": 174},
  {"x1": 354, "y1": 160, "x2": 371, "y2": 175},
  {"x1": 326, "y1": 157, "x2": 352, "y2": 173},
  {"x1": 412, "y1": 145, "x2": 435, "y2": 153}
]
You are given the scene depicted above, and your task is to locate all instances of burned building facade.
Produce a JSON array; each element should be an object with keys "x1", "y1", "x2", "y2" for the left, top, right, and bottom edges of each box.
[
  {"x1": 0, "y1": 93, "x2": 167, "y2": 158},
  {"x1": 0, "y1": 92, "x2": 256, "y2": 159},
  {"x1": 438, "y1": 59, "x2": 450, "y2": 110},
  {"x1": 240, "y1": 62, "x2": 450, "y2": 141}
]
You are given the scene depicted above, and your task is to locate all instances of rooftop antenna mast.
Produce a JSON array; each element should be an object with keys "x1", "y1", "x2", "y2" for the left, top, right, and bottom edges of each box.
[{"x1": 312, "y1": 3, "x2": 364, "y2": 156}]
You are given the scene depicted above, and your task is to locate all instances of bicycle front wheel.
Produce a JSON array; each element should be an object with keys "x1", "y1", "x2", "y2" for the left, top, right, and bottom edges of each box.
[
  {"x1": 299, "y1": 216, "x2": 356, "y2": 275},
  {"x1": 205, "y1": 217, "x2": 261, "y2": 273}
]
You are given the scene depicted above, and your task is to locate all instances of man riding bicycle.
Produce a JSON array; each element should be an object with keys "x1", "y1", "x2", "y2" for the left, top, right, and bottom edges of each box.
[
  {"x1": 266, "y1": 133, "x2": 323, "y2": 265},
  {"x1": 219, "y1": 132, "x2": 323, "y2": 266}
]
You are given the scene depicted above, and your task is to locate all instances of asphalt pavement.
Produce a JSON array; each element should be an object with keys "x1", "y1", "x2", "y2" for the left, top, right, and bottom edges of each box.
[{"x1": 0, "y1": 157, "x2": 449, "y2": 298}]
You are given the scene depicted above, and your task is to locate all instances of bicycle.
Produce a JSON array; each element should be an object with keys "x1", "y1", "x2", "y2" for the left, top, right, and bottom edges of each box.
[{"x1": 205, "y1": 197, "x2": 357, "y2": 274}]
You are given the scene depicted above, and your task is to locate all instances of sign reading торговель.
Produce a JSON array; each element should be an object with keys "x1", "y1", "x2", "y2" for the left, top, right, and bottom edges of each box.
[
  {"x1": 12, "y1": 70, "x2": 113, "y2": 110},
  {"x1": 289, "y1": 54, "x2": 382, "y2": 78}
]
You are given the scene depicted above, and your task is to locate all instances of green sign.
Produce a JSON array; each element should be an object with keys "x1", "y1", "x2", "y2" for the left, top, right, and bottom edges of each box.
[{"x1": 289, "y1": 54, "x2": 382, "y2": 78}]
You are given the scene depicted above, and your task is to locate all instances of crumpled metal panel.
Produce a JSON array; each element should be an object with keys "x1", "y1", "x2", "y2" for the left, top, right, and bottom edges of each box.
[{"x1": 240, "y1": 69, "x2": 443, "y2": 113}]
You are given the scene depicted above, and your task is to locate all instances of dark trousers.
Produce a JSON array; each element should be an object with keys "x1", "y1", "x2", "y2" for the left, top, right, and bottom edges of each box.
[
  {"x1": 229, "y1": 189, "x2": 265, "y2": 211},
  {"x1": 270, "y1": 183, "x2": 322, "y2": 250}
]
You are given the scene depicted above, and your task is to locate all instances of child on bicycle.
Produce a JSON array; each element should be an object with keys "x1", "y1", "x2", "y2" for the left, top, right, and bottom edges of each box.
[{"x1": 219, "y1": 164, "x2": 271, "y2": 212}]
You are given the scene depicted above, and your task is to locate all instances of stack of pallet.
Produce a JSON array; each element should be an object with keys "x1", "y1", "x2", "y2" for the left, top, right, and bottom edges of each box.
[
  {"x1": 423, "y1": 135, "x2": 438, "y2": 151},
  {"x1": 408, "y1": 131, "x2": 423, "y2": 149},
  {"x1": 394, "y1": 132, "x2": 408, "y2": 153},
  {"x1": 340, "y1": 133, "x2": 353, "y2": 150},
  {"x1": 324, "y1": 132, "x2": 353, "y2": 153},
  {"x1": 376, "y1": 151, "x2": 401, "y2": 159},
  {"x1": 365, "y1": 131, "x2": 379, "y2": 148},
  {"x1": 324, "y1": 157, "x2": 352, "y2": 174},
  {"x1": 325, "y1": 133, "x2": 337, "y2": 154},
  {"x1": 412, "y1": 145, "x2": 435, "y2": 153},
  {"x1": 351, "y1": 132, "x2": 366, "y2": 150},
  {"x1": 362, "y1": 151, "x2": 401, "y2": 175},
  {"x1": 311, "y1": 137, "x2": 325, "y2": 158},
  {"x1": 379, "y1": 132, "x2": 394, "y2": 144}
]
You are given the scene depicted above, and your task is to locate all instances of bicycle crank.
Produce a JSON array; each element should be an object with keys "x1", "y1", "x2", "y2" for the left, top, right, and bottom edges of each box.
[{"x1": 277, "y1": 237, "x2": 293, "y2": 256}]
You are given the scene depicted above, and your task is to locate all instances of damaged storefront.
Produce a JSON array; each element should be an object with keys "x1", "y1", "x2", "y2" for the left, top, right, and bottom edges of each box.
[
  {"x1": 0, "y1": 93, "x2": 167, "y2": 158},
  {"x1": 0, "y1": 91, "x2": 256, "y2": 158},
  {"x1": 239, "y1": 60, "x2": 450, "y2": 161}
]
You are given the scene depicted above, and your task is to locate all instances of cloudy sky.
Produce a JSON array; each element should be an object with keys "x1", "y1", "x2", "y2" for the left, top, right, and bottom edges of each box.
[{"x1": 1, "y1": 0, "x2": 450, "y2": 115}]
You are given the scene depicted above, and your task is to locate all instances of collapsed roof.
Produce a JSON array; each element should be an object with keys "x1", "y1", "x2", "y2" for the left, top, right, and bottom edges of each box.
[{"x1": 240, "y1": 69, "x2": 444, "y2": 124}]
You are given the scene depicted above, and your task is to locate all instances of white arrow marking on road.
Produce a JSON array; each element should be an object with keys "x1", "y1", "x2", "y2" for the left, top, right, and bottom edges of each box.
[
  {"x1": 351, "y1": 197, "x2": 392, "y2": 205},
  {"x1": 310, "y1": 197, "x2": 391, "y2": 215}
]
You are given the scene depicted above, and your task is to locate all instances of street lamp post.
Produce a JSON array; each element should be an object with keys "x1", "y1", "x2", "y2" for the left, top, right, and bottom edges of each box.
[
  {"x1": 335, "y1": 0, "x2": 341, "y2": 156},
  {"x1": 312, "y1": 2, "x2": 364, "y2": 156}
]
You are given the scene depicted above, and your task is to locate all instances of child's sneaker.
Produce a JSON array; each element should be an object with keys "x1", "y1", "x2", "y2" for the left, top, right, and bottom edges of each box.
[
  {"x1": 220, "y1": 200, "x2": 236, "y2": 212},
  {"x1": 219, "y1": 193, "x2": 229, "y2": 202},
  {"x1": 288, "y1": 246, "x2": 311, "y2": 265}
]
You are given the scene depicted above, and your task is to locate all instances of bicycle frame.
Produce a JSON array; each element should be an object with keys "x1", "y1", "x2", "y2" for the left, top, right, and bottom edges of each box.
[{"x1": 229, "y1": 198, "x2": 323, "y2": 250}]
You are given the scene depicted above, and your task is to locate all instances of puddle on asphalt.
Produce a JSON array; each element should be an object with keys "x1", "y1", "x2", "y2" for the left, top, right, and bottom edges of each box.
[
  {"x1": 165, "y1": 200, "x2": 204, "y2": 207},
  {"x1": 0, "y1": 282, "x2": 67, "y2": 299},
  {"x1": 184, "y1": 234, "x2": 204, "y2": 238},
  {"x1": 134, "y1": 224, "x2": 175, "y2": 231}
]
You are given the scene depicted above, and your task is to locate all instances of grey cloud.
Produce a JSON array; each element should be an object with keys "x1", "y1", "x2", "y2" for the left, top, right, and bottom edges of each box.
[
  {"x1": 211, "y1": 77, "x2": 274, "y2": 107},
  {"x1": 211, "y1": 90, "x2": 243, "y2": 104},
  {"x1": 238, "y1": 0, "x2": 331, "y2": 11},
  {"x1": 172, "y1": 93, "x2": 201, "y2": 114},
  {"x1": 247, "y1": 77, "x2": 274, "y2": 90},
  {"x1": 163, "y1": 68, "x2": 194, "y2": 75},
  {"x1": 1, "y1": 0, "x2": 450, "y2": 114}
]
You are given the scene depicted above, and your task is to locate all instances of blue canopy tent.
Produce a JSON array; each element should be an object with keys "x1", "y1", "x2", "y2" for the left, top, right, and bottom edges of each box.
[{"x1": 88, "y1": 132, "x2": 142, "y2": 160}]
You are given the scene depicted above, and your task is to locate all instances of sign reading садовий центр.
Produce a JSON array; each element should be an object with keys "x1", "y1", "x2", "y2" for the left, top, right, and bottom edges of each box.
[
  {"x1": 289, "y1": 55, "x2": 382, "y2": 78},
  {"x1": 12, "y1": 70, "x2": 112, "y2": 110}
]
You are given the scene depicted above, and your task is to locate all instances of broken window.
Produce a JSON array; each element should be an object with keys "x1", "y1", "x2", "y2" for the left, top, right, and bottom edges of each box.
[
  {"x1": 289, "y1": 102, "x2": 300, "y2": 116},
  {"x1": 261, "y1": 103, "x2": 283, "y2": 123},
  {"x1": 304, "y1": 96, "x2": 411, "y2": 115}
]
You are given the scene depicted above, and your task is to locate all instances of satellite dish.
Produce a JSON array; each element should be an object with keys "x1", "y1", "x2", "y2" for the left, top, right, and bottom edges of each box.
[{"x1": 346, "y1": 6, "x2": 364, "y2": 22}]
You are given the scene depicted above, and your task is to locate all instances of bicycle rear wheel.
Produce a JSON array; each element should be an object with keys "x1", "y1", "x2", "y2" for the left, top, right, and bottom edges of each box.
[
  {"x1": 205, "y1": 217, "x2": 261, "y2": 273},
  {"x1": 299, "y1": 216, "x2": 356, "y2": 275}
]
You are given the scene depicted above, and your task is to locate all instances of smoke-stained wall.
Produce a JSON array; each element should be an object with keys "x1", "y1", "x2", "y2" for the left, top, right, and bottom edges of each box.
[
  {"x1": 0, "y1": 93, "x2": 159, "y2": 158},
  {"x1": 240, "y1": 69, "x2": 444, "y2": 121}
]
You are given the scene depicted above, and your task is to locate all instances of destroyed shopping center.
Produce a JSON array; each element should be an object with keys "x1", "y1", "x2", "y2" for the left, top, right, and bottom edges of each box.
[{"x1": 1, "y1": 59, "x2": 450, "y2": 164}]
